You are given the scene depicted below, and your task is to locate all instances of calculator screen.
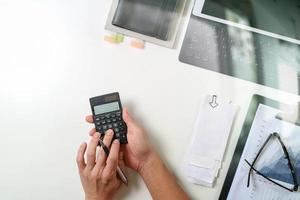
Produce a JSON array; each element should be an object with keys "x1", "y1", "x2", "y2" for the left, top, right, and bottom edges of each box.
[{"x1": 94, "y1": 102, "x2": 120, "y2": 115}]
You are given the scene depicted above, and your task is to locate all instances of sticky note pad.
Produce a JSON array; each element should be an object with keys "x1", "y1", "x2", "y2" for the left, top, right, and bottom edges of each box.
[
  {"x1": 115, "y1": 34, "x2": 124, "y2": 43},
  {"x1": 104, "y1": 35, "x2": 118, "y2": 44},
  {"x1": 104, "y1": 33, "x2": 124, "y2": 44}
]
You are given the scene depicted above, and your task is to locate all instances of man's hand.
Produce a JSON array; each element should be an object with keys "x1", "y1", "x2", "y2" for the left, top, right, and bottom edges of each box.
[
  {"x1": 85, "y1": 107, "x2": 155, "y2": 174},
  {"x1": 85, "y1": 108, "x2": 191, "y2": 200},
  {"x1": 76, "y1": 131, "x2": 122, "y2": 200}
]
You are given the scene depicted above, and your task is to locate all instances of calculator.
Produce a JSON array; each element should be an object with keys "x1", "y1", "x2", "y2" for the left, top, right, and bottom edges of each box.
[{"x1": 89, "y1": 92, "x2": 128, "y2": 144}]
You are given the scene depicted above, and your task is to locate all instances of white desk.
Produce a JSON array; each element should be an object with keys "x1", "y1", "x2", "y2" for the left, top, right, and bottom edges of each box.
[{"x1": 0, "y1": 0, "x2": 299, "y2": 199}]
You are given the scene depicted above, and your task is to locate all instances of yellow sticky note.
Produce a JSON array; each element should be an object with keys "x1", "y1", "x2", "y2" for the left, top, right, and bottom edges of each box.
[
  {"x1": 104, "y1": 35, "x2": 117, "y2": 44},
  {"x1": 115, "y1": 34, "x2": 124, "y2": 43},
  {"x1": 104, "y1": 33, "x2": 124, "y2": 44}
]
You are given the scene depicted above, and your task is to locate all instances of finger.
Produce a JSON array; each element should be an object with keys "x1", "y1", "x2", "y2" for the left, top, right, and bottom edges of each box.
[
  {"x1": 103, "y1": 129, "x2": 114, "y2": 147},
  {"x1": 94, "y1": 148, "x2": 107, "y2": 175},
  {"x1": 93, "y1": 144, "x2": 107, "y2": 175},
  {"x1": 76, "y1": 142, "x2": 87, "y2": 171},
  {"x1": 89, "y1": 128, "x2": 96, "y2": 136},
  {"x1": 86, "y1": 132, "x2": 100, "y2": 169},
  {"x1": 94, "y1": 130, "x2": 114, "y2": 172},
  {"x1": 119, "y1": 146, "x2": 125, "y2": 167},
  {"x1": 85, "y1": 115, "x2": 94, "y2": 123},
  {"x1": 101, "y1": 140, "x2": 120, "y2": 183}
]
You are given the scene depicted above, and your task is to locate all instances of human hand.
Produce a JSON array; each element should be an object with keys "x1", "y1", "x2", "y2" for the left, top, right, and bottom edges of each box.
[
  {"x1": 76, "y1": 131, "x2": 122, "y2": 200},
  {"x1": 86, "y1": 108, "x2": 155, "y2": 174}
]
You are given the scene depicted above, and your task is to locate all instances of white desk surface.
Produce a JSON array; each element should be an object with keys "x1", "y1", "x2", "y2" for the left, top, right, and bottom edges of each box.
[{"x1": 0, "y1": 1, "x2": 299, "y2": 199}]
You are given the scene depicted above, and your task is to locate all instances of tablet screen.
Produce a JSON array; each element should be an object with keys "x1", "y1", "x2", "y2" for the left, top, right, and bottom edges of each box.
[{"x1": 198, "y1": 0, "x2": 300, "y2": 45}]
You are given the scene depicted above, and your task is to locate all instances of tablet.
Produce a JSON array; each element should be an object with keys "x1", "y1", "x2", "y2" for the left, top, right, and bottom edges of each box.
[
  {"x1": 179, "y1": 13, "x2": 300, "y2": 95},
  {"x1": 219, "y1": 95, "x2": 300, "y2": 199},
  {"x1": 193, "y1": 0, "x2": 300, "y2": 45}
]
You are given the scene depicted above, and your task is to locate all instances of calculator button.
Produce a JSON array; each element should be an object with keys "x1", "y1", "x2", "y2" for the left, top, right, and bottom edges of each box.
[
  {"x1": 96, "y1": 122, "x2": 101, "y2": 126},
  {"x1": 106, "y1": 119, "x2": 111, "y2": 123},
  {"x1": 113, "y1": 123, "x2": 118, "y2": 128},
  {"x1": 111, "y1": 114, "x2": 116, "y2": 118},
  {"x1": 115, "y1": 133, "x2": 120, "y2": 138},
  {"x1": 101, "y1": 121, "x2": 106, "y2": 125},
  {"x1": 95, "y1": 117, "x2": 100, "y2": 121},
  {"x1": 118, "y1": 122, "x2": 123, "y2": 126},
  {"x1": 100, "y1": 116, "x2": 105, "y2": 120},
  {"x1": 102, "y1": 125, "x2": 107, "y2": 130},
  {"x1": 117, "y1": 117, "x2": 122, "y2": 121},
  {"x1": 112, "y1": 118, "x2": 117, "y2": 122},
  {"x1": 116, "y1": 112, "x2": 121, "y2": 117},
  {"x1": 120, "y1": 135, "x2": 127, "y2": 144},
  {"x1": 120, "y1": 126, "x2": 125, "y2": 131},
  {"x1": 114, "y1": 128, "x2": 120, "y2": 133},
  {"x1": 105, "y1": 114, "x2": 111, "y2": 119},
  {"x1": 108, "y1": 124, "x2": 113, "y2": 129}
]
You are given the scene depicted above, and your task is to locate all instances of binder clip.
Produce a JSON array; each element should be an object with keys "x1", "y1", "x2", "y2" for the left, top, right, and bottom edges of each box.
[{"x1": 209, "y1": 95, "x2": 219, "y2": 108}]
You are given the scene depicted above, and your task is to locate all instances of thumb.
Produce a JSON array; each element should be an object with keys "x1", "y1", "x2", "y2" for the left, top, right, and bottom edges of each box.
[{"x1": 122, "y1": 107, "x2": 135, "y2": 127}]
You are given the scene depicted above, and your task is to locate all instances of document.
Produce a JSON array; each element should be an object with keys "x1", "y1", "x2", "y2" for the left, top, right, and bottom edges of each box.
[{"x1": 227, "y1": 104, "x2": 300, "y2": 200}]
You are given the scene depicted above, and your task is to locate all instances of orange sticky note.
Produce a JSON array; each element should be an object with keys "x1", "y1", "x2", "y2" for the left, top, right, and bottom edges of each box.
[{"x1": 130, "y1": 38, "x2": 145, "y2": 49}]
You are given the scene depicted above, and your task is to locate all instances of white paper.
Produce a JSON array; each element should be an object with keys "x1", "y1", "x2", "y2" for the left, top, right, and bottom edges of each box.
[
  {"x1": 227, "y1": 104, "x2": 300, "y2": 200},
  {"x1": 183, "y1": 95, "x2": 238, "y2": 187}
]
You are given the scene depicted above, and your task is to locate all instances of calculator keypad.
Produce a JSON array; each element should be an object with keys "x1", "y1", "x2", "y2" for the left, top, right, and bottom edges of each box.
[{"x1": 95, "y1": 111, "x2": 127, "y2": 144}]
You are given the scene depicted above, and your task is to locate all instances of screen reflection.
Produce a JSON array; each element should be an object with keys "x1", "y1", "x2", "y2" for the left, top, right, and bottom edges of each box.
[
  {"x1": 179, "y1": 14, "x2": 300, "y2": 94},
  {"x1": 201, "y1": 0, "x2": 300, "y2": 44}
]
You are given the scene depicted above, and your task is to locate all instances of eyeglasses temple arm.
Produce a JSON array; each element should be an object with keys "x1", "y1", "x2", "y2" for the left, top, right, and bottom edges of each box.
[{"x1": 244, "y1": 159, "x2": 294, "y2": 192}]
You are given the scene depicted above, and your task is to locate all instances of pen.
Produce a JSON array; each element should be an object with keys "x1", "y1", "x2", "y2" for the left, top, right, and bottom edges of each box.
[{"x1": 98, "y1": 139, "x2": 128, "y2": 186}]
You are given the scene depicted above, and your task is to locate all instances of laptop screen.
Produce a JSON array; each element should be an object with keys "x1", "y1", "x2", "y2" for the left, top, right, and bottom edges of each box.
[{"x1": 198, "y1": 0, "x2": 300, "y2": 44}]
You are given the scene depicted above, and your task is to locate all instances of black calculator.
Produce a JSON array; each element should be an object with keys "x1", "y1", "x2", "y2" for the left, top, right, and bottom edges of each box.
[{"x1": 89, "y1": 92, "x2": 128, "y2": 144}]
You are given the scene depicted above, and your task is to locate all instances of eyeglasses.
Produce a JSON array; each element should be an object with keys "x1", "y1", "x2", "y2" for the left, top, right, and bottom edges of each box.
[{"x1": 244, "y1": 132, "x2": 298, "y2": 192}]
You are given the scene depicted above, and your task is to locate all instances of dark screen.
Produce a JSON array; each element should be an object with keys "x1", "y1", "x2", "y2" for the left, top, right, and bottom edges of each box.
[{"x1": 202, "y1": 0, "x2": 300, "y2": 42}]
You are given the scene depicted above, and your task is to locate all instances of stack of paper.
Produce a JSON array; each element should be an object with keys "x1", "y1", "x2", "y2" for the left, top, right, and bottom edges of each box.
[{"x1": 183, "y1": 95, "x2": 238, "y2": 187}]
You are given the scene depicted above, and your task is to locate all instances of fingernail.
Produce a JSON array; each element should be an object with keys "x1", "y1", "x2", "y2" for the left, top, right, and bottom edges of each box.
[
  {"x1": 114, "y1": 139, "x2": 119, "y2": 144},
  {"x1": 94, "y1": 132, "x2": 99, "y2": 138},
  {"x1": 107, "y1": 130, "x2": 113, "y2": 136}
]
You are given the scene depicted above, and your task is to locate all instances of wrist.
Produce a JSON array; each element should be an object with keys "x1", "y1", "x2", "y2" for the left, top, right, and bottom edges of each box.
[
  {"x1": 85, "y1": 196, "x2": 98, "y2": 200},
  {"x1": 138, "y1": 152, "x2": 162, "y2": 178},
  {"x1": 85, "y1": 195, "x2": 112, "y2": 200}
]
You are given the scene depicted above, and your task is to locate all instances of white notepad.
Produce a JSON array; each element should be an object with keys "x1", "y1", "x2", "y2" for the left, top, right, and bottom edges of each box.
[{"x1": 183, "y1": 95, "x2": 238, "y2": 187}]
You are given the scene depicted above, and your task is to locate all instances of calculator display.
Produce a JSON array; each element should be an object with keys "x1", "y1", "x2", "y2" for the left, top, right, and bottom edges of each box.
[{"x1": 94, "y1": 102, "x2": 120, "y2": 115}]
